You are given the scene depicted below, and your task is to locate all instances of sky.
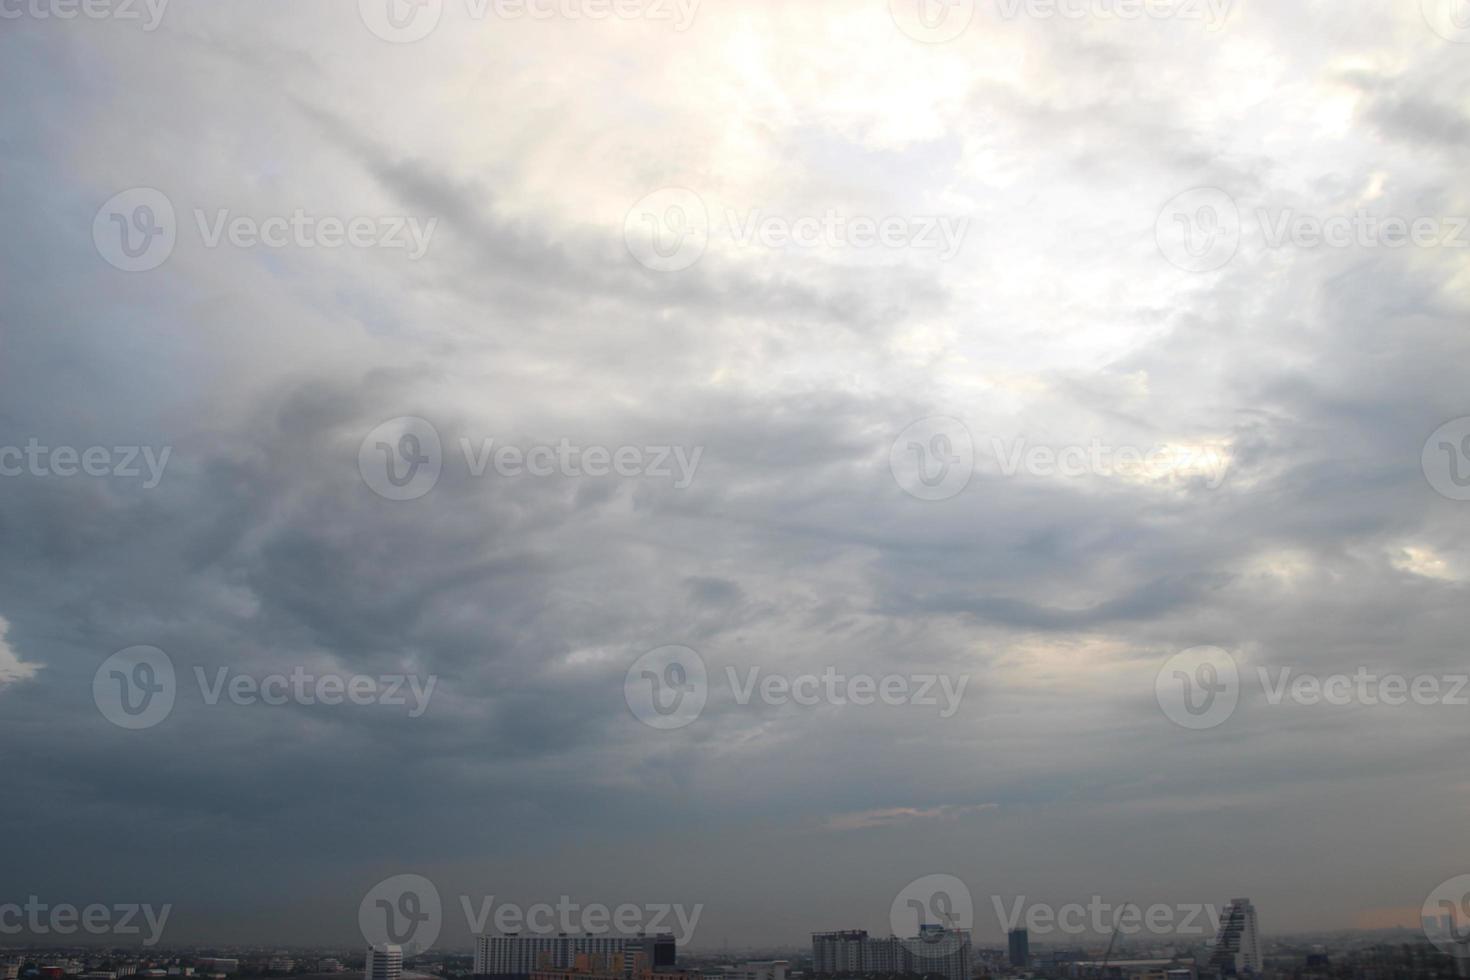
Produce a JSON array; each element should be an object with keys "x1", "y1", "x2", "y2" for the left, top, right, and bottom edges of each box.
[{"x1": 2, "y1": 0, "x2": 1470, "y2": 955}]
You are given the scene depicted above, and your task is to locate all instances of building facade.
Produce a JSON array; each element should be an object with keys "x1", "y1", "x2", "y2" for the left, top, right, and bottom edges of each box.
[
  {"x1": 811, "y1": 927, "x2": 971, "y2": 980},
  {"x1": 1007, "y1": 929, "x2": 1029, "y2": 969},
  {"x1": 1209, "y1": 899, "x2": 1262, "y2": 977},
  {"x1": 475, "y1": 935, "x2": 677, "y2": 980},
  {"x1": 366, "y1": 946, "x2": 403, "y2": 980}
]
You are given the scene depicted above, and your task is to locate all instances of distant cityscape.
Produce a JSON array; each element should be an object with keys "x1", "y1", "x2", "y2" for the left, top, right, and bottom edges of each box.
[{"x1": 4, "y1": 896, "x2": 1469, "y2": 980}]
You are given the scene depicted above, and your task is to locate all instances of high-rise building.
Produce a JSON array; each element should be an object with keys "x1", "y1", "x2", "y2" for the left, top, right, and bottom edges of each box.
[
  {"x1": 366, "y1": 946, "x2": 403, "y2": 980},
  {"x1": 474, "y1": 935, "x2": 677, "y2": 980},
  {"x1": 812, "y1": 932, "x2": 870, "y2": 976},
  {"x1": 811, "y1": 927, "x2": 971, "y2": 980},
  {"x1": 1008, "y1": 929, "x2": 1030, "y2": 968},
  {"x1": 1209, "y1": 900, "x2": 1261, "y2": 977}
]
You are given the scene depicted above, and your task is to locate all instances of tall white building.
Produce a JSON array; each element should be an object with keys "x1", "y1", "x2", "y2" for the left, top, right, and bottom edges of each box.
[
  {"x1": 366, "y1": 946, "x2": 403, "y2": 980},
  {"x1": 1209, "y1": 899, "x2": 1262, "y2": 977}
]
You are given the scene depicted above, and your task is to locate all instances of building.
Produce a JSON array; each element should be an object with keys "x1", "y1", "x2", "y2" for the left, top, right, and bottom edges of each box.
[
  {"x1": 530, "y1": 952, "x2": 694, "y2": 980},
  {"x1": 717, "y1": 963, "x2": 788, "y2": 980},
  {"x1": 195, "y1": 963, "x2": 237, "y2": 976},
  {"x1": 475, "y1": 935, "x2": 677, "y2": 980},
  {"x1": 366, "y1": 946, "x2": 403, "y2": 980},
  {"x1": 1008, "y1": 930, "x2": 1029, "y2": 968},
  {"x1": 1067, "y1": 960, "x2": 1197, "y2": 980},
  {"x1": 1209, "y1": 900, "x2": 1261, "y2": 977},
  {"x1": 268, "y1": 960, "x2": 296, "y2": 974},
  {"x1": 812, "y1": 932, "x2": 870, "y2": 977},
  {"x1": 810, "y1": 927, "x2": 972, "y2": 980}
]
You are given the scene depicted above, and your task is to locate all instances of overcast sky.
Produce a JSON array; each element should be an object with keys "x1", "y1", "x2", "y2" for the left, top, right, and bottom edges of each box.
[{"x1": 2, "y1": 0, "x2": 1469, "y2": 954}]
